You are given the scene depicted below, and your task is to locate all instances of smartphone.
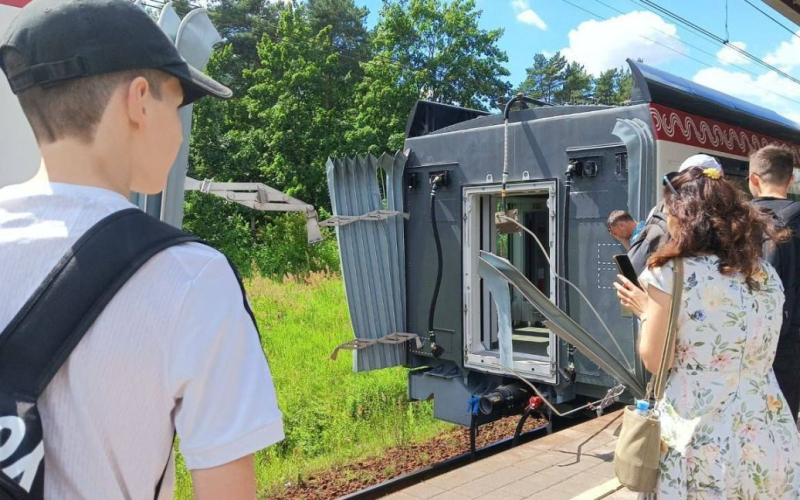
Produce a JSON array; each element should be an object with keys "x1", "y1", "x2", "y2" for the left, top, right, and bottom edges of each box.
[{"x1": 613, "y1": 254, "x2": 642, "y2": 290}]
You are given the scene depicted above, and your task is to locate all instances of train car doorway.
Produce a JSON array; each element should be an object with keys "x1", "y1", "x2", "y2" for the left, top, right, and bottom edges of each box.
[{"x1": 463, "y1": 181, "x2": 558, "y2": 383}]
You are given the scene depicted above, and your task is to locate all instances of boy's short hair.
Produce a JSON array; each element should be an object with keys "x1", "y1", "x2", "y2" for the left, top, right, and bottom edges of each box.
[
  {"x1": 606, "y1": 210, "x2": 634, "y2": 230},
  {"x1": 2, "y1": 48, "x2": 168, "y2": 145},
  {"x1": 750, "y1": 145, "x2": 796, "y2": 186}
]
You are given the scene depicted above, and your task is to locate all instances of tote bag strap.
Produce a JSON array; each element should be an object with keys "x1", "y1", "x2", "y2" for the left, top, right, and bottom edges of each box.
[{"x1": 645, "y1": 258, "x2": 684, "y2": 401}]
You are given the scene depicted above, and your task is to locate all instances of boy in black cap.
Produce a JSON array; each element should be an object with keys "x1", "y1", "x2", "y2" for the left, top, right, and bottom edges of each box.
[{"x1": 0, "y1": 0, "x2": 283, "y2": 497}]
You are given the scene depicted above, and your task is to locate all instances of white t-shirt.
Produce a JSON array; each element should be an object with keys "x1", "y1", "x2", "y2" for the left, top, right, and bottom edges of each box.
[{"x1": 0, "y1": 182, "x2": 284, "y2": 498}]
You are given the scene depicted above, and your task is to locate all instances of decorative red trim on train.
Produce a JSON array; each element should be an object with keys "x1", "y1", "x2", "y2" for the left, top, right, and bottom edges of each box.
[
  {"x1": 0, "y1": 0, "x2": 31, "y2": 7},
  {"x1": 649, "y1": 103, "x2": 800, "y2": 162}
]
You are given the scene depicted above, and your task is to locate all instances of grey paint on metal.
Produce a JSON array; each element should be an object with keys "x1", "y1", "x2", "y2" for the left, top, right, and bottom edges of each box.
[
  {"x1": 564, "y1": 141, "x2": 636, "y2": 388},
  {"x1": 129, "y1": 192, "x2": 146, "y2": 211},
  {"x1": 408, "y1": 365, "x2": 498, "y2": 426},
  {"x1": 613, "y1": 118, "x2": 655, "y2": 222},
  {"x1": 381, "y1": 151, "x2": 409, "y2": 327},
  {"x1": 478, "y1": 251, "x2": 646, "y2": 398},
  {"x1": 402, "y1": 104, "x2": 653, "y2": 391},
  {"x1": 157, "y1": 2, "x2": 181, "y2": 42},
  {"x1": 403, "y1": 161, "x2": 462, "y2": 367},
  {"x1": 477, "y1": 259, "x2": 513, "y2": 368},
  {"x1": 161, "y1": 8, "x2": 221, "y2": 228},
  {"x1": 326, "y1": 154, "x2": 408, "y2": 371}
]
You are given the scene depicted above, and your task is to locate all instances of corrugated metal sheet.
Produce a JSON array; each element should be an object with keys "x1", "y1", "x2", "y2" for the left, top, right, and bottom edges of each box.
[{"x1": 326, "y1": 152, "x2": 408, "y2": 371}]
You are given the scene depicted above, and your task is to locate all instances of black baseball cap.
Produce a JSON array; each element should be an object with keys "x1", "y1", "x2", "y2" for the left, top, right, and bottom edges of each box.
[{"x1": 0, "y1": 0, "x2": 232, "y2": 106}]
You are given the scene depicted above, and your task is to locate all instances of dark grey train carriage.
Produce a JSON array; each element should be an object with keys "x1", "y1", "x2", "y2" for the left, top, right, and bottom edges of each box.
[{"x1": 324, "y1": 60, "x2": 800, "y2": 427}]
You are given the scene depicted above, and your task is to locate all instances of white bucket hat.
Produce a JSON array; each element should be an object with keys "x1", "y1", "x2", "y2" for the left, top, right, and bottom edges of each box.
[{"x1": 678, "y1": 154, "x2": 723, "y2": 175}]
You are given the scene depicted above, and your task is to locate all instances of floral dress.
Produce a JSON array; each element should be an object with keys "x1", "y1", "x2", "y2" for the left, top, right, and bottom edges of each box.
[{"x1": 639, "y1": 256, "x2": 800, "y2": 499}]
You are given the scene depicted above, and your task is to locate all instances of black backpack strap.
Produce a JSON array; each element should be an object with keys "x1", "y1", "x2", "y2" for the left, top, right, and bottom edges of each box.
[
  {"x1": 778, "y1": 200, "x2": 800, "y2": 226},
  {"x1": 0, "y1": 208, "x2": 198, "y2": 398}
]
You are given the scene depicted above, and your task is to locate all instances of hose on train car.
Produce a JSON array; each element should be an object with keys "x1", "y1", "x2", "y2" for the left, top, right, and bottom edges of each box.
[
  {"x1": 500, "y1": 93, "x2": 552, "y2": 212},
  {"x1": 428, "y1": 174, "x2": 446, "y2": 358}
]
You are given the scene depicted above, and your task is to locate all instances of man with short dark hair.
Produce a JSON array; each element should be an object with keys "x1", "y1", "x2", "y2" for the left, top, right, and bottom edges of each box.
[
  {"x1": 750, "y1": 144, "x2": 800, "y2": 423},
  {"x1": 606, "y1": 210, "x2": 642, "y2": 250},
  {"x1": 0, "y1": 0, "x2": 282, "y2": 497}
]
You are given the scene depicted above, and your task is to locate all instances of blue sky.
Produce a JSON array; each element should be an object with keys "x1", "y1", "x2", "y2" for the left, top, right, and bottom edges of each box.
[{"x1": 352, "y1": 0, "x2": 800, "y2": 122}]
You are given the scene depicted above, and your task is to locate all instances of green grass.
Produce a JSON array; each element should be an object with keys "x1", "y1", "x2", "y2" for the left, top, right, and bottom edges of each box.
[{"x1": 173, "y1": 273, "x2": 451, "y2": 498}]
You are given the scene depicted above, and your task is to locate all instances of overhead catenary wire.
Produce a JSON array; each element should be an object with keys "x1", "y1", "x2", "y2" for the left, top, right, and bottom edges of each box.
[
  {"x1": 558, "y1": 0, "x2": 800, "y2": 108},
  {"x1": 597, "y1": 0, "x2": 800, "y2": 106},
  {"x1": 741, "y1": 0, "x2": 800, "y2": 41},
  {"x1": 636, "y1": 0, "x2": 800, "y2": 87},
  {"x1": 725, "y1": 0, "x2": 729, "y2": 42}
]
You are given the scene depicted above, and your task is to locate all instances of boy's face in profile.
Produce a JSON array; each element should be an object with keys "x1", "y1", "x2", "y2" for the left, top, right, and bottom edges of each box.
[{"x1": 129, "y1": 76, "x2": 185, "y2": 195}]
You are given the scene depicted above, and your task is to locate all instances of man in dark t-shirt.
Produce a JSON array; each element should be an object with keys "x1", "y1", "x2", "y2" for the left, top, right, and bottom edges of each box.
[{"x1": 750, "y1": 145, "x2": 800, "y2": 423}]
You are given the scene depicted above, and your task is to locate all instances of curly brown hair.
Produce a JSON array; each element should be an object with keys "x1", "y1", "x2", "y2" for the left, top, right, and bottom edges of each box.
[{"x1": 648, "y1": 168, "x2": 790, "y2": 290}]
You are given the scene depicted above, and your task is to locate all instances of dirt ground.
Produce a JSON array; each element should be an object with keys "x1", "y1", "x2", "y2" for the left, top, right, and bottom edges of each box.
[{"x1": 268, "y1": 413, "x2": 549, "y2": 499}]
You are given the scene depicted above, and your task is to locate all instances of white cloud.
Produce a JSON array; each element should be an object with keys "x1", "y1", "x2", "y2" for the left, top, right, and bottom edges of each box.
[
  {"x1": 560, "y1": 11, "x2": 684, "y2": 75},
  {"x1": 764, "y1": 32, "x2": 800, "y2": 70},
  {"x1": 510, "y1": 1, "x2": 547, "y2": 30},
  {"x1": 716, "y1": 41, "x2": 749, "y2": 66},
  {"x1": 692, "y1": 67, "x2": 800, "y2": 125},
  {"x1": 517, "y1": 9, "x2": 547, "y2": 29}
]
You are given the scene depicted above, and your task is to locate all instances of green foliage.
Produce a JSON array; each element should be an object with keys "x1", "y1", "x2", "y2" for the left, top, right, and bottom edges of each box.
[
  {"x1": 518, "y1": 52, "x2": 567, "y2": 103},
  {"x1": 307, "y1": 0, "x2": 372, "y2": 81},
  {"x1": 185, "y1": 4, "x2": 361, "y2": 277},
  {"x1": 183, "y1": 192, "x2": 340, "y2": 279},
  {"x1": 518, "y1": 52, "x2": 633, "y2": 105},
  {"x1": 243, "y1": 8, "x2": 351, "y2": 209},
  {"x1": 348, "y1": 0, "x2": 511, "y2": 153},
  {"x1": 253, "y1": 211, "x2": 340, "y2": 277},
  {"x1": 182, "y1": 191, "x2": 254, "y2": 276},
  {"x1": 555, "y1": 61, "x2": 592, "y2": 104},
  {"x1": 186, "y1": 0, "x2": 516, "y2": 277},
  {"x1": 206, "y1": 0, "x2": 287, "y2": 94},
  {"x1": 594, "y1": 67, "x2": 633, "y2": 105},
  {"x1": 172, "y1": 275, "x2": 449, "y2": 498},
  {"x1": 190, "y1": 45, "x2": 263, "y2": 185}
]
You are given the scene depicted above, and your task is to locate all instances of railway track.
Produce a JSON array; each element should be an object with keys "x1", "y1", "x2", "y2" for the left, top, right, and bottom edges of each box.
[{"x1": 342, "y1": 412, "x2": 595, "y2": 500}]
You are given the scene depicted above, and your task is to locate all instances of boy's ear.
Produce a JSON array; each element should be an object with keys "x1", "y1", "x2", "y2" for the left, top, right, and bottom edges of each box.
[{"x1": 125, "y1": 76, "x2": 152, "y2": 128}]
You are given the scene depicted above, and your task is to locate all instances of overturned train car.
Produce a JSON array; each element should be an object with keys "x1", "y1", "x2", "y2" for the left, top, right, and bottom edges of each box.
[{"x1": 326, "y1": 60, "x2": 800, "y2": 427}]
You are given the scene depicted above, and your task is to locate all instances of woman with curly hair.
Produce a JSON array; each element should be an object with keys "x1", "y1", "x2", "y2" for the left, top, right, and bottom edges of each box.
[{"x1": 615, "y1": 165, "x2": 800, "y2": 499}]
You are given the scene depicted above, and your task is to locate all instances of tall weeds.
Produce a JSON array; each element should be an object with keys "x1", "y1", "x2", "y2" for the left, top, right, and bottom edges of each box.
[{"x1": 174, "y1": 274, "x2": 449, "y2": 498}]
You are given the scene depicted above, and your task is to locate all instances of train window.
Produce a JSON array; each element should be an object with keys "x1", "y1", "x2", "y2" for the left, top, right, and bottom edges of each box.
[
  {"x1": 718, "y1": 157, "x2": 751, "y2": 197},
  {"x1": 462, "y1": 182, "x2": 558, "y2": 383}
]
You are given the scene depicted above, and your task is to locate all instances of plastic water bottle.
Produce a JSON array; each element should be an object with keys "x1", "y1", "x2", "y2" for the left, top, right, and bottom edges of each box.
[{"x1": 633, "y1": 399, "x2": 650, "y2": 417}]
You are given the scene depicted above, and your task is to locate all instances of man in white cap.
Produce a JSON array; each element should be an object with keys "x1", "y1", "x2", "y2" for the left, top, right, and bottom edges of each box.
[{"x1": 628, "y1": 154, "x2": 723, "y2": 274}]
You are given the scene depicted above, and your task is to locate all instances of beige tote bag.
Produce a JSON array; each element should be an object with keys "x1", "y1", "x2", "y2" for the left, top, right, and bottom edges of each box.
[{"x1": 614, "y1": 259, "x2": 683, "y2": 493}]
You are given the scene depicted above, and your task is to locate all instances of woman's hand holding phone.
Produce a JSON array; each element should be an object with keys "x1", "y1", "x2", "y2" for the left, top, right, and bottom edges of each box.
[{"x1": 614, "y1": 275, "x2": 648, "y2": 317}]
